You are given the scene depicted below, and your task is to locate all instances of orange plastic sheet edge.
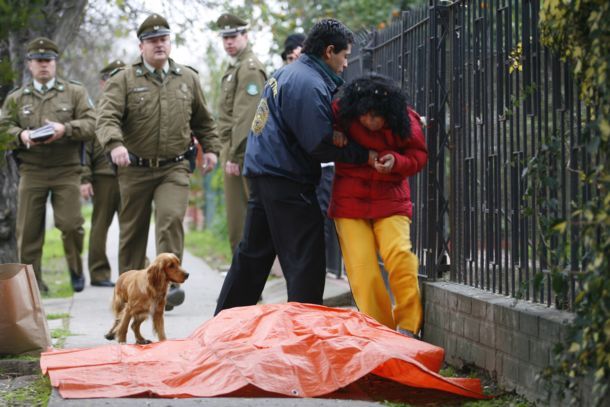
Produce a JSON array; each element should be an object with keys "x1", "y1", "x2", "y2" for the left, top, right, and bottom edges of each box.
[{"x1": 40, "y1": 303, "x2": 487, "y2": 400}]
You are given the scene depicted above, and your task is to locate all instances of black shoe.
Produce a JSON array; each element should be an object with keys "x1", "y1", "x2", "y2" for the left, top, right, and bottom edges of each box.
[
  {"x1": 91, "y1": 280, "x2": 115, "y2": 287},
  {"x1": 166, "y1": 286, "x2": 185, "y2": 307},
  {"x1": 70, "y1": 272, "x2": 85, "y2": 293}
]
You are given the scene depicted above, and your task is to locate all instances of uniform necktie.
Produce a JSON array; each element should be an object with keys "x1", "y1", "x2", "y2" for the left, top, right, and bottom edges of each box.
[
  {"x1": 154, "y1": 69, "x2": 164, "y2": 82},
  {"x1": 41, "y1": 84, "x2": 48, "y2": 94}
]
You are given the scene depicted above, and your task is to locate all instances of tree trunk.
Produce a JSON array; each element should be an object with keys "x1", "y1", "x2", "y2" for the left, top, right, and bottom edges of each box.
[{"x1": 0, "y1": 155, "x2": 19, "y2": 263}]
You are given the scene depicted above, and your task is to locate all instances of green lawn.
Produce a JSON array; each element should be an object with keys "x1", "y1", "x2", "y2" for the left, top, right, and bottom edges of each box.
[{"x1": 184, "y1": 226, "x2": 232, "y2": 270}]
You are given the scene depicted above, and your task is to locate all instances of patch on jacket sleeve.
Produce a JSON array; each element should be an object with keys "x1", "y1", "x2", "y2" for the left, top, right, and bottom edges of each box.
[
  {"x1": 251, "y1": 98, "x2": 269, "y2": 136},
  {"x1": 246, "y1": 82, "x2": 259, "y2": 96}
]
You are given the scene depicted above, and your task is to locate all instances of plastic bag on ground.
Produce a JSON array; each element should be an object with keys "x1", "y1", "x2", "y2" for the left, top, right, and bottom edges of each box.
[{"x1": 41, "y1": 302, "x2": 487, "y2": 402}]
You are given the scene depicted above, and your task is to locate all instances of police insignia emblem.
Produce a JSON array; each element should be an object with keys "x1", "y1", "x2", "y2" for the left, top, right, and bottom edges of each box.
[
  {"x1": 251, "y1": 98, "x2": 269, "y2": 135},
  {"x1": 246, "y1": 83, "x2": 259, "y2": 96}
]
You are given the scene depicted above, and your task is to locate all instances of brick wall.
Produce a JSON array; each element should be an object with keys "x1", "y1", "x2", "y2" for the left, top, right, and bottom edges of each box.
[{"x1": 422, "y1": 281, "x2": 577, "y2": 404}]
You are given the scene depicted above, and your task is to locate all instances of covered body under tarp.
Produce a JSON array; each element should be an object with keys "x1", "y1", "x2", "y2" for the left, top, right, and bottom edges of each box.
[{"x1": 41, "y1": 303, "x2": 486, "y2": 401}]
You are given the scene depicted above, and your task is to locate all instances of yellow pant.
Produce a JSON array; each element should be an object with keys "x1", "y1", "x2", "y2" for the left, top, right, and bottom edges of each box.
[{"x1": 334, "y1": 215, "x2": 422, "y2": 333}]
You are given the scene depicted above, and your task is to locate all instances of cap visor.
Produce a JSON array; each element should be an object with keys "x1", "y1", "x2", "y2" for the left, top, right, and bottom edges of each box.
[
  {"x1": 28, "y1": 52, "x2": 57, "y2": 60},
  {"x1": 139, "y1": 29, "x2": 171, "y2": 40}
]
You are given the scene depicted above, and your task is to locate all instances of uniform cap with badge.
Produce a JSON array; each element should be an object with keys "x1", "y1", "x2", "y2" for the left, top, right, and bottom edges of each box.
[
  {"x1": 216, "y1": 13, "x2": 249, "y2": 37},
  {"x1": 137, "y1": 14, "x2": 171, "y2": 40},
  {"x1": 26, "y1": 37, "x2": 59, "y2": 60},
  {"x1": 100, "y1": 59, "x2": 126, "y2": 80}
]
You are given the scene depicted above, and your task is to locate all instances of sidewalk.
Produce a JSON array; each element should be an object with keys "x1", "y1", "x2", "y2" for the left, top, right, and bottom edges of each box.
[{"x1": 44, "y1": 215, "x2": 376, "y2": 406}]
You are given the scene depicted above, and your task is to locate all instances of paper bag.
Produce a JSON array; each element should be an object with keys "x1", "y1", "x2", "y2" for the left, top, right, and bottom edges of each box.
[{"x1": 0, "y1": 263, "x2": 52, "y2": 355}]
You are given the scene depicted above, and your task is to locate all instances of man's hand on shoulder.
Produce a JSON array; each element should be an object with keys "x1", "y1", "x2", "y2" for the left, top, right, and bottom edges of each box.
[{"x1": 111, "y1": 146, "x2": 131, "y2": 167}]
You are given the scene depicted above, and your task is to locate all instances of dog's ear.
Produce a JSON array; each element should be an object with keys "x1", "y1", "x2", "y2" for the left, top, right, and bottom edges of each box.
[{"x1": 148, "y1": 257, "x2": 167, "y2": 290}]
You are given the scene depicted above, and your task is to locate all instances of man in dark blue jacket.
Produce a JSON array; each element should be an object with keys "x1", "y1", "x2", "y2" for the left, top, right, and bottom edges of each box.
[{"x1": 215, "y1": 19, "x2": 377, "y2": 314}]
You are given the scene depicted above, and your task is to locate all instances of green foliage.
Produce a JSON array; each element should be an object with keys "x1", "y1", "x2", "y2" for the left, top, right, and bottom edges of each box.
[
  {"x1": 539, "y1": 1, "x2": 610, "y2": 405},
  {"x1": 222, "y1": 0, "x2": 424, "y2": 56}
]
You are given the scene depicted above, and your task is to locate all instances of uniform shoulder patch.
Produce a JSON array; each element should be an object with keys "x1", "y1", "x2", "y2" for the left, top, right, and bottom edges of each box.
[
  {"x1": 246, "y1": 82, "x2": 260, "y2": 96},
  {"x1": 184, "y1": 65, "x2": 199, "y2": 74}
]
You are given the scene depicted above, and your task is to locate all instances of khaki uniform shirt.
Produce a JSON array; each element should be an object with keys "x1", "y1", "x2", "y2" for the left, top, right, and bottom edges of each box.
[
  {"x1": 0, "y1": 77, "x2": 95, "y2": 169},
  {"x1": 218, "y1": 45, "x2": 267, "y2": 165},
  {"x1": 96, "y1": 57, "x2": 220, "y2": 159}
]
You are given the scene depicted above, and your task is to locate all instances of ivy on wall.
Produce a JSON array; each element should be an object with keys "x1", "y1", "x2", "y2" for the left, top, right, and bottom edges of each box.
[{"x1": 538, "y1": 1, "x2": 610, "y2": 405}]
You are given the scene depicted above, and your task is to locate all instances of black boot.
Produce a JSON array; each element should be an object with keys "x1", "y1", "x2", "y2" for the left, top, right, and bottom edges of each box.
[{"x1": 69, "y1": 270, "x2": 85, "y2": 293}]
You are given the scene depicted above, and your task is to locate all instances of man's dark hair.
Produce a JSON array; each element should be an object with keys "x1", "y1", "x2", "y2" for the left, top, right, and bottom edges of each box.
[
  {"x1": 338, "y1": 74, "x2": 412, "y2": 139},
  {"x1": 302, "y1": 19, "x2": 354, "y2": 57},
  {"x1": 281, "y1": 33, "x2": 306, "y2": 61}
]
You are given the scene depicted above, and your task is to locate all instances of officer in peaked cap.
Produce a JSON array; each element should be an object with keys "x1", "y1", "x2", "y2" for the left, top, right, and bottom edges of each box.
[
  {"x1": 97, "y1": 13, "x2": 221, "y2": 310},
  {"x1": 26, "y1": 37, "x2": 59, "y2": 60},
  {"x1": 99, "y1": 59, "x2": 126, "y2": 81},
  {"x1": 78, "y1": 59, "x2": 128, "y2": 289},
  {"x1": 0, "y1": 36, "x2": 95, "y2": 294},
  {"x1": 136, "y1": 13, "x2": 171, "y2": 40},
  {"x1": 217, "y1": 13, "x2": 249, "y2": 37},
  {"x1": 215, "y1": 13, "x2": 267, "y2": 254}
]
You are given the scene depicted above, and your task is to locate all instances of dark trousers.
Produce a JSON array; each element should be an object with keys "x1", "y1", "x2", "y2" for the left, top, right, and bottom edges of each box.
[
  {"x1": 315, "y1": 165, "x2": 342, "y2": 275},
  {"x1": 214, "y1": 176, "x2": 326, "y2": 315}
]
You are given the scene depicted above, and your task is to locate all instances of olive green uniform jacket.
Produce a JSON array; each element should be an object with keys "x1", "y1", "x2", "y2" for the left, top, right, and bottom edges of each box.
[
  {"x1": 218, "y1": 45, "x2": 267, "y2": 166},
  {"x1": 96, "y1": 57, "x2": 220, "y2": 273},
  {"x1": 97, "y1": 57, "x2": 220, "y2": 158},
  {"x1": 217, "y1": 45, "x2": 267, "y2": 252},
  {"x1": 0, "y1": 77, "x2": 95, "y2": 287}
]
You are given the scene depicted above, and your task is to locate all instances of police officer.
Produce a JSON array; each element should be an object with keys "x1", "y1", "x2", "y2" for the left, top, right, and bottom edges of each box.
[
  {"x1": 216, "y1": 13, "x2": 267, "y2": 253},
  {"x1": 96, "y1": 14, "x2": 220, "y2": 307},
  {"x1": 79, "y1": 60, "x2": 126, "y2": 288},
  {"x1": 0, "y1": 37, "x2": 96, "y2": 293}
]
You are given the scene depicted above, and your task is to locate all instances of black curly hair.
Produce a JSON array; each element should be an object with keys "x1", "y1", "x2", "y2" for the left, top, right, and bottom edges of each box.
[
  {"x1": 337, "y1": 74, "x2": 411, "y2": 139},
  {"x1": 302, "y1": 18, "x2": 353, "y2": 57}
]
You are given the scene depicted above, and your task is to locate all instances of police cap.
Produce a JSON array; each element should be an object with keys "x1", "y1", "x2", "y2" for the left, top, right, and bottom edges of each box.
[
  {"x1": 137, "y1": 14, "x2": 171, "y2": 40},
  {"x1": 26, "y1": 37, "x2": 59, "y2": 60},
  {"x1": 216, "y1": 13, "x2": 249, "y2": 37},
  {"x1": 100, "y1": 59, "x2": 126, "y2": 78}
]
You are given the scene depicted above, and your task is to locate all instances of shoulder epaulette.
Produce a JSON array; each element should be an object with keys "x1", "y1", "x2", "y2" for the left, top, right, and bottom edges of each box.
[
  {"x1": 110, "y1": 67, "x2": 125, "y2": 77},
  {"x1": 7, "y1": 86, "x2": 21, "y2": 95},
  {"x1": 69, "y1": 79, "x2": 84, "y2": 86},
  {"x1": 184, "y1": 65, "x2": 198, "y2": 74}
]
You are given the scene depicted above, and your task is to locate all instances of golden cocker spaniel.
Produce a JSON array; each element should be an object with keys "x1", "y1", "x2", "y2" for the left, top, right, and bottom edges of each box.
[{"x1": 104, "y1": 253, "x2": 189, "y2": 344}]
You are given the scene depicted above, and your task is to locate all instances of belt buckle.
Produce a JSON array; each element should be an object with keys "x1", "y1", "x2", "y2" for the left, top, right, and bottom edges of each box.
[{"x1": 151, "y1": 158, "x2": 160, "y2": 168}]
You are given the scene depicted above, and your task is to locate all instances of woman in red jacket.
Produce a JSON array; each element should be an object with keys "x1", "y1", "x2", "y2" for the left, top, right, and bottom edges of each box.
[{"x1": 330, "y1": 74, "x2": 428, "y2": 337}]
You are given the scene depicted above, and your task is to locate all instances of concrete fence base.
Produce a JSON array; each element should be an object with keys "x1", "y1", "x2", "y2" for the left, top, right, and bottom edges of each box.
[{"x1": 421, "y1": 281, "x2": 604, "y2": 405}]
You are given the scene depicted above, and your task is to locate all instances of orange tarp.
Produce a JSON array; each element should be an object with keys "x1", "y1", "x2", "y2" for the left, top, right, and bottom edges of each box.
[{"x1": 41, "y1": 303, "x2": 486, "y2": 400}]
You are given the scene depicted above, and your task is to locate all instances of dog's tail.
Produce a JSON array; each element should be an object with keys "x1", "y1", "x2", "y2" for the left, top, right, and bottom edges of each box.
[{"x1": 110, "y1": 291, "x2": 125, "y2": 316}]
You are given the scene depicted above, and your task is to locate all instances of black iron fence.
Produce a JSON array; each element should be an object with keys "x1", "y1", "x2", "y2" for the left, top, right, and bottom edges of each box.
[{"x1": 343, "y1": 0, "x2": 594, "y2": 309}]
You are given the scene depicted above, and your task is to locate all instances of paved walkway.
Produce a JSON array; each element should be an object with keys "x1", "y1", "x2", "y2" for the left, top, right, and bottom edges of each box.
[{"x1": 43, "y1": 214, "x2": 379, "y2": 406}]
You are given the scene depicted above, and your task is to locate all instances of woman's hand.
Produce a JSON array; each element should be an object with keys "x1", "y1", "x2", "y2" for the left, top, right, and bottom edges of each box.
[{"x1": 374, "y1": 153, "x2": 395, "y2": 173}]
